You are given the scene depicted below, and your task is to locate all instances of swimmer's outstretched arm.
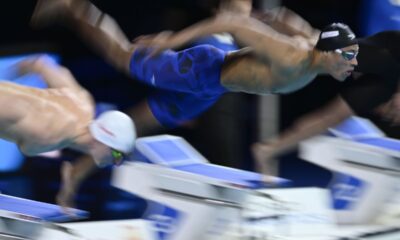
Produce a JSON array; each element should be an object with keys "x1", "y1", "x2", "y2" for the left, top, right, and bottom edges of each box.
[
  {"x1": 57, "y1": 156, "x2": 97, "y2": 210},
  {"x1": 140, "y1": 14, "x2": 308, "y2": 66},
  {"x1": 253, "y1": 6, "x2": 320, "y2": 44},
  {"x1": 252, "y1": 96, "x2": 352, "y2": 165},
  {"x1": 17, "y1": 57, "x2": 83, "y2": 90}
]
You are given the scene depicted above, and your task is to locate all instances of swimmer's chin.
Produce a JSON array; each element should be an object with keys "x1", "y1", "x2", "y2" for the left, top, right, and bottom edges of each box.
[{"x1": 93, "y1": 159, "x2": 112, "y2": 168}]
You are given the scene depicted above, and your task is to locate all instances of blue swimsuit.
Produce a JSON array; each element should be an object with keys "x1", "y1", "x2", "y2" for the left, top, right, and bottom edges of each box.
[{"x1": 129, "y1": 34, "x2": 239, "y2": 127}]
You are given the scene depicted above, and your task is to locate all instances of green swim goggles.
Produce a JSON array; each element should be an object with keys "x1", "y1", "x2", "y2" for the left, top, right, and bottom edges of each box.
[{"x1": 111, "y1": 149, "x2": 125, "y2": 165}]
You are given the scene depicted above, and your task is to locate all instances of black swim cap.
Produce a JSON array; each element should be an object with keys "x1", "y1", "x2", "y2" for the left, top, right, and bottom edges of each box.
[{"x1": 315, "y1": 23, "x2": 357, "y2": 51}]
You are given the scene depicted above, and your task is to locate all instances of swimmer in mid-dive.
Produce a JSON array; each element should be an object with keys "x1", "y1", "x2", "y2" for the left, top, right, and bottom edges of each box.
[
  {"x1": 0, "y1": 56, "x2": 135, "y2": 167},
  {"x1": 31, "y1": 0, "x2": 358, "y2": 208},
  {"x1": 32, "y1": 0, "x2": 358, "y2": 122},
  {"x1": 252, "y1": 31, "x2": 400, "y2": 175}
]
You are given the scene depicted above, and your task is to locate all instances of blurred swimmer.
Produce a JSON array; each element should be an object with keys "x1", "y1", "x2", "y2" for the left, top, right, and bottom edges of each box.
[
  {"x1": 0, "y1": 56, "x2": 135, "y2": 167},
  {"x1": 32, "y1": 0, "x2": 358, "y2": 208},
  {"x1": 32, "y1": 0, "x2": 358, "y2": 119},
  {"x1": 252, "y1": 31, "x2": 400, "y2": 175}
]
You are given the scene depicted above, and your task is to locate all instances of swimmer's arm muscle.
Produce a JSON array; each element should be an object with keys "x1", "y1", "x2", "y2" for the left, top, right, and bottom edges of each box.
[
  {"x1": 18, "y1": 57, "x2": 83, "y2": 90},
  {"x1": 253, "y1": 7, "x2": 320, "y2": 44},
  {"x1": 157, "y1": 15, "x2": 308, "y2": 66},
  {"x1": 259, "y1": 96, "x2": 353, "y2": 157}
]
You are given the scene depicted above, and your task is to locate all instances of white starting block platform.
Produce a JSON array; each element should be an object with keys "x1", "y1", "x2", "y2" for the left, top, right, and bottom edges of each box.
[
  {"x1": 0, "y1": 194, "x2": 88, "y2": 239},
  {"x1": 300, "y1": 116, "x2": 400, "y2": 224},
  {"x1": 242, "y1": 187, "x2": 400, "y2": 240},
  {"x1": 112, "y1": 134, "x2": 291, "y2": 240},
  {"x1": 9, "y1": 119, "x2": 400, "y2": 239},
  {"x1": 109, "y1": 133, "x2": 400, "y2": 239},
  {"x1": 131, "y1": 135, "x2": 291, "y2": 188},
  {"x1": 36, "y1": 188, "x2": 400, "y2": 240}
]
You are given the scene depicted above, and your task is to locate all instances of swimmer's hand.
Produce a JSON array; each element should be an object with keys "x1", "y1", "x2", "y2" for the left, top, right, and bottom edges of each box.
[
  {"x1": 132, "y1": 13, "x2": 239, "y2": 57},
  {"x1": 133, "y1": 31, "x2": 175, "y2": 57},
  {"x1": 56, "y1": 161, "x2": 78, "y2": 216},
  {"x1": 251, "y1": 141, "x2": 279, "y2": 176}
]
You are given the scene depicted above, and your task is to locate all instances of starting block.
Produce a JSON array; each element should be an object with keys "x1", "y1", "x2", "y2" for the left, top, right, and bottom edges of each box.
[
  {"x1": 300, "y1": 116, "x2": 400, "y2": 224},
  {"x1": 0, "y1": 194, "x2": 88, "y2": 239},
  {"x1": 112, "y1": 135, "x2": 290, "y2": 240}
]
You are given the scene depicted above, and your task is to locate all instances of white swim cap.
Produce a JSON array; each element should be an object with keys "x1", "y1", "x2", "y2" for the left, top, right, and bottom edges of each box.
[{"x1": 89, "y1": 111, "x2": 136, "y2": 154}]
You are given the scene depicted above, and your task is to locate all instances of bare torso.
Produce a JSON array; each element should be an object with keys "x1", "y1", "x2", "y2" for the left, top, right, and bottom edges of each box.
[
  {"x1": 0, "y1": 82, "x2": 94, "y2": 155},
  {"x1": 220, "y1": 45, "x2": 318, "y2": 95}
]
